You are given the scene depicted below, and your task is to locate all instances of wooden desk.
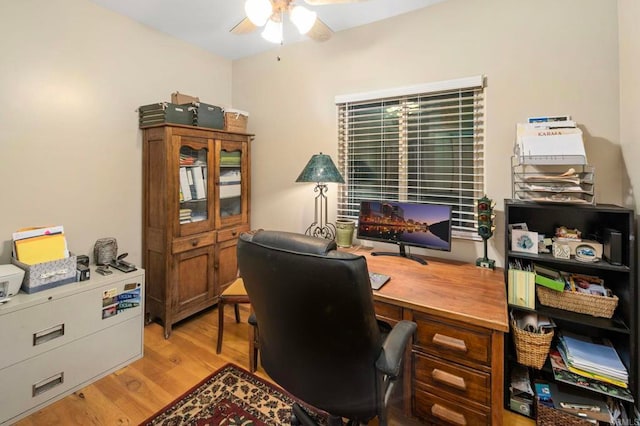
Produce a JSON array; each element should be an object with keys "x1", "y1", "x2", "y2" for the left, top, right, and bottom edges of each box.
[{"x1": 354, "y1": 249, "x2": 508, "y2": 426}]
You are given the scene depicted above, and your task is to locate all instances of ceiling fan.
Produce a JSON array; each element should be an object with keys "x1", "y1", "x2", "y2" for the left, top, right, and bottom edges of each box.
[{"x1": 231, "y1": 0, "x2": 368, "y2": 44}]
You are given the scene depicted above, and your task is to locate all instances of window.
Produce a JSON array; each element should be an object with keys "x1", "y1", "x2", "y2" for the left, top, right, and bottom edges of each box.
[{"x1": 335, "y1": 76, "x2": 485, "y2": 240}]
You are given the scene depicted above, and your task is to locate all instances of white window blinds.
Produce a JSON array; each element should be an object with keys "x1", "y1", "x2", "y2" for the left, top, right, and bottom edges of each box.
[{"x1": 336, "y1": 76, "x2": 485, "y2": 240}]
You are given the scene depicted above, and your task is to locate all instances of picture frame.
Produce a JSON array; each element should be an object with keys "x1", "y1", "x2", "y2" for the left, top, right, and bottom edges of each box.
[{"x1": 511, "y1": 229, "x2": 539, "y2": 254}]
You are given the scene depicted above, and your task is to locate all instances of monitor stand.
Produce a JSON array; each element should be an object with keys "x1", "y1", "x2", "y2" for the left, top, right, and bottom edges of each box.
[{"x1": 371, "y1": 243, "x2": 427, "y2": 265}]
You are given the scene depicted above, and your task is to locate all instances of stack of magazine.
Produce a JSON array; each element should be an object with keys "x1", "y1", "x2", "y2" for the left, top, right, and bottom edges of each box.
[{"x1": 550, "y1": 331, "x2": 633, "y2": 402}]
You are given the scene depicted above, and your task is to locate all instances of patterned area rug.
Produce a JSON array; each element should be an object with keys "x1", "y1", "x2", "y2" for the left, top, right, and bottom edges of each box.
[{"x1": 140, "y1": 363, "x2": 326, "y2": 425}]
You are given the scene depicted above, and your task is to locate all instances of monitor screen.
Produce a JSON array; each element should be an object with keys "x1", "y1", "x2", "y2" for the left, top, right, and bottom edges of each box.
[{"x1": 356, "y1": 200, "x2": 452, "y2": 264}]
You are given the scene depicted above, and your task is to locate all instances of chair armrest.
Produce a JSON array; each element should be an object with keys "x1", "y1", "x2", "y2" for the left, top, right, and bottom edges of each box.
[{"x1": 375, "y1": 320, "x2": 417, "y2": 377}]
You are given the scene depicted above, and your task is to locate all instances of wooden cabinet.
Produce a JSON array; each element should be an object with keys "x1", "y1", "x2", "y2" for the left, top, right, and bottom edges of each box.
[
  {"x1": 142, "y1": 124, "x2": 251, "y2": 338},
  {"x1": 504, "y1": 200, "x2": 637, "y2": 420},
  {"x1": 365, "y1": 251, "x2": 508, "y2": 425},
  {"x1": 0, "y1": 268, "x2": 145, "y2": 425}
]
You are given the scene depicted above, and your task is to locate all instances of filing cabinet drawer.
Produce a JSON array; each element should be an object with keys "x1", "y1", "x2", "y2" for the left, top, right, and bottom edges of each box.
[
  {"x1": 412, "y1": 313, "x2": 491, "y2": 367},
  {"x1": 217, "y1": 224, "x2": 249, "y2": 242},
  {"x1": 172, "y1": 231, "x2": 215, "y2": 254},
  {"x1": 0, "y1": 276, "x2": 143, "y2": 370},
  {"x1": 414, "y1": 385, "x2": 490, "y2": 426},
  {"x1": 0, "y1": 316, "x2": 142, "y2": 425},
  {"x1": 414, "y1": 352, "x2": 490, "y2": 406}
]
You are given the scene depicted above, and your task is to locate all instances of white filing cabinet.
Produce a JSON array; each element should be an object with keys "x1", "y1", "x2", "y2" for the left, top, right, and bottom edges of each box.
[{"x1": 0, "y1": 267, "x2": 145, "y2": 425}]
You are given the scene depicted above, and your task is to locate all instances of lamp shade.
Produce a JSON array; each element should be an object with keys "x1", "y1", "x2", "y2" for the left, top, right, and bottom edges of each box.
[
  {"x1": 245, "y1": 0, "x2": 272, "y2": 26},
  {"x1": 290, "y1": 5, "x2": 317, "y2": 35},
  {"x1": 261, "y1": 18, "x2": 283, "y2": 44},
  {"x1": 296, "y1": 153, "x2": 344, "y2": 184}
]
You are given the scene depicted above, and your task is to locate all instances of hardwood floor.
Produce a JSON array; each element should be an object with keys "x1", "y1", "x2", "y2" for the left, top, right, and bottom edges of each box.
[{"x1": 15, "y1": 305, "x2": 534, "y2": 425}]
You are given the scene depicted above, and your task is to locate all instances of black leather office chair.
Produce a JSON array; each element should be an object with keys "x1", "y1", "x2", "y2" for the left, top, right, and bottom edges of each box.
[{"x1": 237, "y1": 230, "x2": 417, "y2": 426}]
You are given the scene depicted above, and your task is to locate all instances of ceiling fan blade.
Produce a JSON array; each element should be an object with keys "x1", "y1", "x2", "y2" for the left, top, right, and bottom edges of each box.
[
  {"x1": 307, "y1": 17, "x2": 332, "y2": 42},
  {"x1": 304, "y1": 0, "x2": 368, "y2": 5},
  {"x1": 230, "y1": 17, "x2": 258, "y2": 35}
]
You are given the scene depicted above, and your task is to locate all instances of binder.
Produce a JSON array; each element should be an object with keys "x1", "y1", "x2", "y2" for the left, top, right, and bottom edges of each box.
[
  {"x1": 192, "y1": 166, "x2": 206, "y2": 199},
  {"x1": 179, "y1": 167, "x2": 192, "y2": 201}
]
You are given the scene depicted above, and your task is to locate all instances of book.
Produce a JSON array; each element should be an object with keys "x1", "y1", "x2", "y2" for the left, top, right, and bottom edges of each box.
[
  {"x1": 549, "y1": 348, "x2": 634, "y2": 402},
  {"x1": 558, "y1": 332, "x2": 628, "y2": 384},
  {"x1": 192, "y1": 166, "x2": 206, "y2": 199},
  {"x1": 179, "y1": 167, "x2": 192, "y2": 201},
  {"x1": 534, "y1": 264, "x2": 566, "y2": 291}
]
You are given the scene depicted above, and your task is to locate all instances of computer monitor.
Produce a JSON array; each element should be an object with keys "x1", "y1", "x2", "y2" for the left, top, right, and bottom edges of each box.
[{"x1": 356, "y1": 200, "x2": 452, "y2": 265}]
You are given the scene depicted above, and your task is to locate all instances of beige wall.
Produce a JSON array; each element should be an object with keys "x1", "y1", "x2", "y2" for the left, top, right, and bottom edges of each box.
[
  {"x1": 233, "y1": 0, "x2": 625, "y2": 266},
  {"x1": 0, "y1": 0, "x2": 232, "y2": 265},
  {"x1": 619, "y1": 0, "x2": 640, "y2": 212},
  {"x1": 0, "y1": 0, "x2": 633, "y2": 269}
]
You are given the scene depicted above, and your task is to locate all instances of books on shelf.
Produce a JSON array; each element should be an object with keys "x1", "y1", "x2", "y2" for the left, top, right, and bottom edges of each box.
[
  {"x1": 549, "y1": 348, "x2": 634, "y2": 402},
  {"x1": 179, "y1": 167, "x2": 192, "y2": 202},
  {"x1": 179, "y1": 208, "x2": 192, "y2": 224},
  {"x1": 557, "y1": 332, "x2": 628, "y2": 387}
]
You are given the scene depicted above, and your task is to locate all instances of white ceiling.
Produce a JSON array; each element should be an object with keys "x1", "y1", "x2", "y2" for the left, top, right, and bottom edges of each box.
[{"x1": 88, "y1": 0, "x2": 446, "y2": 60}]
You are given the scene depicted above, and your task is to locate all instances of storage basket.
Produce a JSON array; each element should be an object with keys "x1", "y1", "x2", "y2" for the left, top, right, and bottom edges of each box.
[
  {"x1": 224, "y1": 109, "x2": 248, "y2": 133},
  {"x1": 536, "y1": 285, "x2": 618, "y2": 318},
  {"x1": 511, "y1": 319, "x2": 554, "y2": 369},
  {"x1": 536, "y1": 399, "x2": 594, "y2": 425}
]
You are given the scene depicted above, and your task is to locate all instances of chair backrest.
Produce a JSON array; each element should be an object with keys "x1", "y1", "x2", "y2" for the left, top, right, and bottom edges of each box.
[{"x1": 237, "y1": 230, "x2": 383, "y2": 420}]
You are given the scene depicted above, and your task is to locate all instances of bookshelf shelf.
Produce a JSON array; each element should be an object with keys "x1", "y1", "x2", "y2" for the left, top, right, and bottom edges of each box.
[{"x1": 504, "y1": 199, "x2": 637, "y2": 420}]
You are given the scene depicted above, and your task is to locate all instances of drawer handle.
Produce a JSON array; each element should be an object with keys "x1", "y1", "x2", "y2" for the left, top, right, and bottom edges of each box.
[
  {"x1": 231, "y1": 230, "x2": 238, "y2": 236},
  {"x1": 191, "y1": 239, "x2": 199, "y2": 247},
  {"x1": 432, "y1": 368, "x2": 467, "y2": 391},
  {"x1": 432, "y1": 403, "x2": 467, "y2": 426},
  {"x1": 33, "y1": 323, "x2": 65, "y2": 346},
  {"x1": 432, "y1": 333, "x2": 468, "y2": 353},
  {"x1": 32, "y1": 372, "x2": 64, "y2": 397}
]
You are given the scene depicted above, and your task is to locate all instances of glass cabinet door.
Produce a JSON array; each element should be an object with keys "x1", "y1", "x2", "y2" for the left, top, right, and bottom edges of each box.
[
  {"x1": 217, "y1": 141, "x2": 246, "y2": 226},
  {"x1": 179, "y1": 144, "x2": 210, "y2": 229}
]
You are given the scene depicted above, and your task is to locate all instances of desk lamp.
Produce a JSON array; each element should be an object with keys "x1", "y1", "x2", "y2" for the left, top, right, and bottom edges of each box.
[{"x1": 296, "y1": 152, "x2": 344, "y2": 240}]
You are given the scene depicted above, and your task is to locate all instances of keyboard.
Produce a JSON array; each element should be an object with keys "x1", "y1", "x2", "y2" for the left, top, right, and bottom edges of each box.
[{"x1": 369, "y1": 272, "x2": 390, "y2": 290}]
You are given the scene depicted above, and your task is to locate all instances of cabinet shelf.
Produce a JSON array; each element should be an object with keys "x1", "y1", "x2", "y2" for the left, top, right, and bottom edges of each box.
[
  {"x1": 509, "y1": 303, "x2": 630, "y2": 334},
  {"x1": 506, "y1": 250, "x2": 631, "y2": 273}
]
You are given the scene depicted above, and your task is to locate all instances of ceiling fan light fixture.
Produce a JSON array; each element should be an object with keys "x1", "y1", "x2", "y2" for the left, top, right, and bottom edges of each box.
[
  {"x1": 245, "y1": 0, "x2": 272, "y2": 26},
  {"x1": 261, "y1": 18, "x2": 283, "y2": 44},
  {"x1": 290, "y1": 5, "x2": 317, "y2": 35}
]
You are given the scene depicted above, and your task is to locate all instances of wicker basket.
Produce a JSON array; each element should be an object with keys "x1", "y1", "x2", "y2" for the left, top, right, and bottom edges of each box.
[
  {"x1": 224, "y1": 109, "x2": 248, "y2": 133},
  {"x1": 512, "y1": 319, "x2": 554, "y2": 369},
  {"x1": 536, "y1": 285, "x2": 618, "y2": 318},
  {"x1": 536, "y1": 399, "x2": 594, "y2": 425}
]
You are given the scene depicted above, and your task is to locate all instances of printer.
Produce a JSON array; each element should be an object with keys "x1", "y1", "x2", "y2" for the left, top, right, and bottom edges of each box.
[{"x1": 0, "y1": 264, "x2": 24, "y2": 302}]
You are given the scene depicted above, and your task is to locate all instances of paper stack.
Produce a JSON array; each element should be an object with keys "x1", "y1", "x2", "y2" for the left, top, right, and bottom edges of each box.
[
  {"x1": 557, "y1": 331, "x2": 628, "y2": 389},
  {"x1": 12, "y1": 226, "x2": 69, "y2": 265}
]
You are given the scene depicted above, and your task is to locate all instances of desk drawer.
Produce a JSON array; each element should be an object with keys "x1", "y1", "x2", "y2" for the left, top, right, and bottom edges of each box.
[
  {"x1": 374, "y1": 300, "x2": 402, "y2": 323},
  {"x1": 413, "y1": 313, "x2": 491, "y2": 367},
  {"x1": 414, "y1": 352, "x2": 490, "y2": 406},
  {"x1": 414, "y1": 386, "x2": 489, "y2": 426}
]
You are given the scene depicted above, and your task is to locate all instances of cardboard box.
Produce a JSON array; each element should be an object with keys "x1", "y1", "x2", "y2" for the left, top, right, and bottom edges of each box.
[
  {"x1": 171, "y1": 91, "x2": 199, "y2": 105},
  {"x1": 11, "y1": 255, "x2": 77, "y2": 293}
]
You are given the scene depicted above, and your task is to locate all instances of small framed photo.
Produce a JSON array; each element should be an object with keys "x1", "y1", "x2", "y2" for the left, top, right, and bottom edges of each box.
[
  {"x1": 508, "y1": 222, "x2": 529, "y2": 232},
  {"x1": 511, "y1": 229, "x2": 539, "y2": 254}
]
